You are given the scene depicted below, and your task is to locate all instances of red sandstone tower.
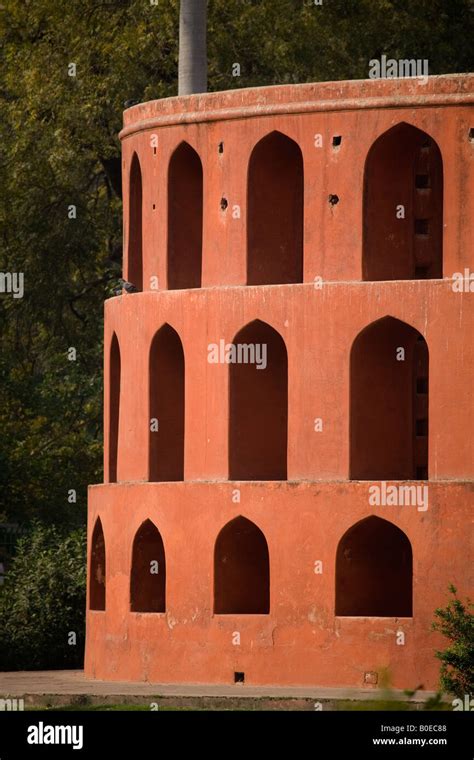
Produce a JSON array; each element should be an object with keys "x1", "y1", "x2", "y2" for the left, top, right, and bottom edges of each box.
[{"x1": 85, "y1": 74, "x2": 474, "y2": 688}]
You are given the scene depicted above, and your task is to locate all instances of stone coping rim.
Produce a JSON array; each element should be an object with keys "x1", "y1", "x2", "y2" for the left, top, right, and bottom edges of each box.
[
  {"x1": 89, "y1": 479, "x2": 474, "y2": 490},
  {"x1": 120, "y1": 74, "x2": 474, "y2": 139}
]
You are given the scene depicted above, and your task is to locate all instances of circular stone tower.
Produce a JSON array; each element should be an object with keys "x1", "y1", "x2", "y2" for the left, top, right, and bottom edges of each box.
[{"x1": 85, "y1": 74, "x2": 474, "y2": 687}]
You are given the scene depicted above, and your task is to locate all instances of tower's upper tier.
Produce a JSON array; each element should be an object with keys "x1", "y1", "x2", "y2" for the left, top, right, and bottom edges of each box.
[{"x1": 119, "y1": 74, "x2": 473, "y2": 291}]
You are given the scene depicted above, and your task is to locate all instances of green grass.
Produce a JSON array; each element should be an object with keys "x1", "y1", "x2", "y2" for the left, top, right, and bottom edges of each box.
[
  {"x1": 27, "y1": 704, "x2": 245, "y2": 711},
  {"x1": 25, "y1": 699, "x2": 450, "y2": 712},
  {"x1": 335, "y1": 699, "x2": 450, "y2": 712}
]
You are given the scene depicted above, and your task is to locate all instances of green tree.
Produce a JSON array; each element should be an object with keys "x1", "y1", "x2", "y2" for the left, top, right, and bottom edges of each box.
[
  {"x1": 0, "y1": 523, "x2": 86, "y2": 670},
  {"x1": 432, "y1": 585, "x2": 474, "y2": 698}
]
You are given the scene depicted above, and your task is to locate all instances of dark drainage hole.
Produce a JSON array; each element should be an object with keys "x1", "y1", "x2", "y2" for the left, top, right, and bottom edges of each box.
[
  {"x1": 415, "y1": 218, "x2": 429, "y2": 235},
  {"x1": 416, "y1": 377, "x2": 428, "y2": 394},
  {"x1": 328, "y1": 194, "x2": 339, "y2": 206},
  {"x1": 234, "y1": 672, "x2": 245, "y2": 684},
  {"x1": 332, "y1": 135, "x2": 342, "y2": 147},
  {"x1": 218, "y1": 141, "x2": 224, "y2": 153},
  {"x1": 220, "y1": 197, "x2": 228, "y2": 210},
  {"x1": 416, "y1": 418, "x2": 428, "y2": 437},
  {"x1": 415, "y1": 174, "x2": 430, "y2": 189}
]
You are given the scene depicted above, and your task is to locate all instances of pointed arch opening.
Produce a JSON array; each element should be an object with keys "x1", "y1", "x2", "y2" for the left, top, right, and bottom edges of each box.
[
  {"x1": 128, "y1": 153, "x2": 143, "y2": 290},
  {"x1": 130, "y1": 519, "x2": 166, "y2": 612},
  {"x1": 167, "y1": 142, "x2": 203, "y2": 289},
  {"x1": 247, "y1": 131, "x2": 303, "y2": 285},
  {"x1": 336, "y1": 516, "x2": 412, "y2": 617},
  {"x1": 149, "y1": 324, "x2": 185, "y2": 481},
  {"x1": 363, "y1": 123, "x2": 443, "y2": 281},
  {"x1": 350, "y1": 316, "x2": 429, "y2": 480},
  {"x1": 214, "y1": 516, "x2": 270, "y2": 614},
  {"x1": 108, "y1": 332, "x2": 121, "y2": 483},
  {"x1": 229, "y1": 320, "x2": 288, "y2": 480},
  {"x1": 89, "y1": 518, "x2": 106, "y2": 611}
]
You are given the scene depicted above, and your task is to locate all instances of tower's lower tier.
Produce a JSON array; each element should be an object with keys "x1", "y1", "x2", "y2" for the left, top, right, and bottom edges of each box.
[{"x1": 85, "y1": 480, "x2": 472, "y2": 688}]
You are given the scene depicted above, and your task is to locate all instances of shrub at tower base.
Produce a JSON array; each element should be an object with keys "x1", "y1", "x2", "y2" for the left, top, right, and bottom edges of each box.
[
  {"x1": 432, "y1": 585, "x2": 474, "y2": 698},
  {"x1": 0, "y1": 523, "x2": 86, "y2": 671}
]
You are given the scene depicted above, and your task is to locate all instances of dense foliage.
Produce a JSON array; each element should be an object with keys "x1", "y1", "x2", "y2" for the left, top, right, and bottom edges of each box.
[
  {"x1": 432, "y1": 585, "x2": 474, "y2": 697},
  {"x1": 0, "y1": 523, "x2": 86, "y2": 669}
]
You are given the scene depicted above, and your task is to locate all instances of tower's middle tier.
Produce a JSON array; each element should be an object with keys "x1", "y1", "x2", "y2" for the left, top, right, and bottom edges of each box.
[{"x1": 103, "y1": 280, "x2": 474, "y2": 485}]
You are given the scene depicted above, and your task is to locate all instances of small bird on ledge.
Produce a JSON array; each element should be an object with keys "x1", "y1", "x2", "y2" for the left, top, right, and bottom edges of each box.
[{"x1": 114, "y1": 279, "x2": 138, "y2": 295}]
